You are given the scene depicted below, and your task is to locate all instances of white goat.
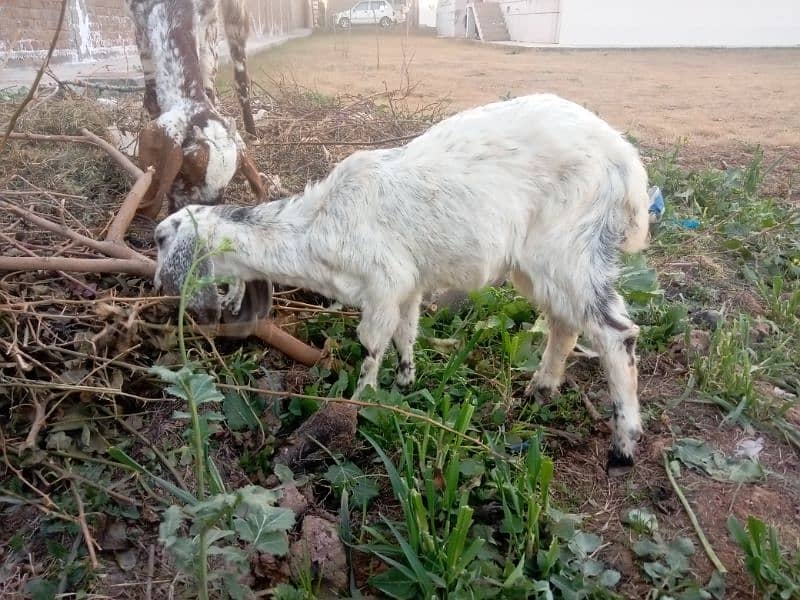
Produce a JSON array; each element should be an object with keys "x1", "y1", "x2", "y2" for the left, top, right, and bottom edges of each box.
[
  {"x1": 154, "y1": 94, "x2": 652, "y2": 474},
  {"x1": 125, "y1": 0, "x2": 265, "y2": 219}
]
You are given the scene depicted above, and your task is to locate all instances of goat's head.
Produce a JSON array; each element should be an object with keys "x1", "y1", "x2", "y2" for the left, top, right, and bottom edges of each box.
[
  {"x1": 154, "y1": 206, "x2": 273, "y2": 330},
  {"x1": 138, "y1": 110, "x2": 266, "y2": 220}
]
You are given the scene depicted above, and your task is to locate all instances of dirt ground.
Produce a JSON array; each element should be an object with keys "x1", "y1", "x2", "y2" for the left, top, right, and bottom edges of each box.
[{"x1": 242, "y1": 32, "x2": 800, "y2": 155}]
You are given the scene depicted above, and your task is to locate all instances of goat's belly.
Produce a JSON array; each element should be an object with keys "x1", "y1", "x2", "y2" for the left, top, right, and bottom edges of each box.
[{"x1": 423, "y1": 257, "x2": 509, "y2": 295}]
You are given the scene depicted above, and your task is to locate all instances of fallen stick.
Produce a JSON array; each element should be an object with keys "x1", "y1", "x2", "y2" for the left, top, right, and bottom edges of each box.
[
  {"x1": 81, "y1": 128, "x2": 143, "y2": 179},
  {"x1": 0, "y1": 199, "x2": 147, "y2": 261},
  {"x1": 71, "y1": 481, "x2": 100, "y2": 569},
  {"x1": 663, "y1": 451, "x2": 728, "y2": 574},
  {"x1": 0, "y1": 256, "x2": 155, "y2": 277},
  {"x1": 218, "y1": 319, "x2": 322, "y2": 366},
  {"x1": 9, "y1": 132, "x2": 88, "y2": 144},
  {"x1": 105, "y1": 167, "x2": 154, "y2": 245}
]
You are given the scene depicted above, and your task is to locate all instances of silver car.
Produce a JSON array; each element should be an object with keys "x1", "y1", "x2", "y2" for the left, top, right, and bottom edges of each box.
[{"x1": 335, "y1": 0, "x2": 397, "y2": 28}]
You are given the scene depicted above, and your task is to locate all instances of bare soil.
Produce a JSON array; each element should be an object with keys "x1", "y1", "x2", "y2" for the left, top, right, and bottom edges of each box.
[{"x1": 243, "y1": 32, "x2": 800, "y2": 153}]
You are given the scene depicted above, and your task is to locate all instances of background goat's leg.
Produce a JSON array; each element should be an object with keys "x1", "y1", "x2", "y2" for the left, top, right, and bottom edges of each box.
[
  {"x1": 131, "y1": 14, "x2": 160, "y2": 118},
  {"x1": 220, "y1": 0, "x2": 257, "y2": 136},
  {"x1": 198, "y1": 4, "x2": 220, "y2": 104},
  {"x1": 392, "y1": 295, "x2": 421, "y2": 388},
  {"x1": 354, "y1": 303, "x2": 401, "y2": 398}
]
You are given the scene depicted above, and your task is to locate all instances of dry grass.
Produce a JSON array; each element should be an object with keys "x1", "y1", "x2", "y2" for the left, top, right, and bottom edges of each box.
[{"x1": 234, "y1": 31, "x2": 800, "y2": 151}]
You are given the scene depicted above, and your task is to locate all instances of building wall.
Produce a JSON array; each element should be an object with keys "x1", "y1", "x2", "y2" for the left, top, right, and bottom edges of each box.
[
  {"x1": 557, "y1": 0, "x2": 800, "y2": 47},
  {"x1": 418, "y1": 0, "x2": 436, "y2": 28},
  {"x1": 0, "y1": 0, "x2": 136, "y2": 64},
  {"x1": 436, "y1": 0, "x2": 466, "y2": 38},
  {"x1": 0, "y1": 0, "x2": 312, "y2": 65},
  {"x1": 496, "y1": 0, "x2": 558, "y2": 43}
]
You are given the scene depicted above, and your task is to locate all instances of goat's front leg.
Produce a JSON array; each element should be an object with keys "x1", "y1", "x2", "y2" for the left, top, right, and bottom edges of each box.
[
  {"x1": 354, "y1": 302, "x2": 401, "y2": 399},
  {"x1": 392, "y1": 295, "x2": 421, "y2": 389},
  {"x1": 219, "y1": 278, "x2": 246, "y2": 315},
  {"x1": 525, "y1": 315, "x2": 579, "y2": 402}
]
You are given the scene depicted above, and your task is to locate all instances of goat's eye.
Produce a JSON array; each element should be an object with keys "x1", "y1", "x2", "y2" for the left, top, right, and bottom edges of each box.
[{"x1": 155, "y1": 233, "x2": 168, "y2": 247}]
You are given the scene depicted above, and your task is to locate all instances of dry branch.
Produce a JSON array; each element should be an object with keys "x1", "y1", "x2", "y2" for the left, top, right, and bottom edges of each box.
[
  {"x1": 105, "y1": 167, "x2": 154, "y2": 244},
  {"x1": 217, "y1": 319, "x2": 322, "y2": 366},
  {"x1": 81, "y1": 128, "x2": 143, "y2": 179},
  {"x1": 8, "y1": 132, "x2": 88, "y2": 144},
  {"x1": 0, "y1": 199, "x2": 148, "y2": 261},
  {"x1": 0, "y1": 256, "x2": 155, "y2": 277}
]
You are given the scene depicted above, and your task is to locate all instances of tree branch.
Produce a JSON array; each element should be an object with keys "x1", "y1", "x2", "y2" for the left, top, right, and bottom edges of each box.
[
  {"x1": 81, "y1": 128, "x2": 143, "y2": 179},
  {"x1": 0, "y1": 256, "x2": 155, "y2": 277},
  {"x1": 0, "y1": 199, "x2": 148, "y2": 261},
  {"x1": 105, "y1": 167, "x2": 154, "y2": 244}
]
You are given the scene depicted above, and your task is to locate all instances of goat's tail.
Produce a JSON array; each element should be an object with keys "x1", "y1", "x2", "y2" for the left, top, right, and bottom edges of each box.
[{"x1": 618, "y1": 159, "x2": 651, "y2": 254}]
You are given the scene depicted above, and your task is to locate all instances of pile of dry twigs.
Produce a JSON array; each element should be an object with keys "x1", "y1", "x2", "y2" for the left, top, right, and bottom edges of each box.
[{"x1": 0, "y1": 78, "x2": 446, "y2": 595}]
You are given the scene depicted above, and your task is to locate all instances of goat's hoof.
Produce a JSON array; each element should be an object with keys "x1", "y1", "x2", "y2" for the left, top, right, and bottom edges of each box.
[
  {"x1": 395, "y1": 361, "x2": 416, "y2": 389},
  {"x1": 524, "y1": 383, "x2": 554, "y2": 405},
  {"x1": 606, "y1": 448, "x2": 635, "y2": 477}
]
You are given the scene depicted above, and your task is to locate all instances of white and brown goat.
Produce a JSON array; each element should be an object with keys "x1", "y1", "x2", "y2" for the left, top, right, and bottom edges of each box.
[
  {"x1": 125, "y1": 0, "x2": 266, "y2": 219},
  {"x1": 154, "y1": 94, "x2": 653, "y2": 475}
]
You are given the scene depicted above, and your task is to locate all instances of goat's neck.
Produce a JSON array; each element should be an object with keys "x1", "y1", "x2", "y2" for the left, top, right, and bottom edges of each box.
[{"x1": 209, "y1": 198, "x2": 318, "y2": 288}]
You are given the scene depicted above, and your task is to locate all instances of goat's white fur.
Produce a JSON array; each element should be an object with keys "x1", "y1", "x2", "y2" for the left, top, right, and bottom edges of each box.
[{"x1": 155, "y1": 94, "x2": 651, "y2": 472}]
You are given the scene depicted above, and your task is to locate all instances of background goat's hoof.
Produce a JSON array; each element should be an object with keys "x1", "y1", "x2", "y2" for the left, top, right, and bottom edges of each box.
[
  {"x1": 606, "y1": 448, "x2": 635, "y2": 477},
  {"x1": 524, "y1": 382, "x2": 555, "y2": 405}
]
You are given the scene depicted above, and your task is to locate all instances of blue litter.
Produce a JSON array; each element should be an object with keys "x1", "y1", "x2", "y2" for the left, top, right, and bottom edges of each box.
[
  {"x1": 680, "y1": 218, "x2": 701, "y2": 229},
  {"x1": 508, "y1": 441, "x2": 530, "y2": 454},
  {"x1": 648, "y1": 186, "x2": 665, "y2": 223}
]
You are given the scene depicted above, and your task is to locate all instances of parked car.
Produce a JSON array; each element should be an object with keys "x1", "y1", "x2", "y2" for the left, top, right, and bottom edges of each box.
[{"x1": 335, "y1": 0, "x2": 397, "y2": 28}]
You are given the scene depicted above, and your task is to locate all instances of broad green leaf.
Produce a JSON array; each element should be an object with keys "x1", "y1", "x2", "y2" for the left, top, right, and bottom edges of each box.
[
  {"x1": 672, "y1": 438, "x2": 764, "y2": 483},
  {"x1": 705, "y1": 570, "x2": 726, "y2": 600},
  {"x1": 599, "y1": 569, "x2": 621, "y2": 588},
  {"x1": 352, "y1": 477, "x2": 380, "y2": 507},
  {"x1": 369, "y1": 567, "x2": 417, "y2": 600},
  {"x1": 568, "y1": 531, "x2": 601, "y2": 557},
  {"x1": 234, "y1": 508, "x2": 295, "y2": 556},
  {"x1": 633, "y1": 539, "x2": 662, "y2": 558},
  {"x1": 25, "y1": 577, "x2": 57, "y2": 600},
  {"x1": 324, "y1": 462, "x2": 363, "y2": 487},
  {"x1": 581, "y1": 559, "x2": 604, "y2": 577},
  {"x1": 621, "y1": 508, "x2": 659, "y2": 534}
]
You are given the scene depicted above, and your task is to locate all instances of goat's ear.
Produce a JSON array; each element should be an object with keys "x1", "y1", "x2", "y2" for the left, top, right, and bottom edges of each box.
[
  {"x1": 156, "y1": 230, "x2": 221, "y2": 323},
  {"x1": 236, "y1": 149, "x2": 267, "y2": 201},
  {"x1": 137, "y1": 121, "x2": 184, "y2": 219}
]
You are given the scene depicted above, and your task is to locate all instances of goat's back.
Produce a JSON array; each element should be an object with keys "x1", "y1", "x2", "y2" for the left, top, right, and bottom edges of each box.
[{"x1": 305, "y1": 94, "x2": 650, "y2": 295}]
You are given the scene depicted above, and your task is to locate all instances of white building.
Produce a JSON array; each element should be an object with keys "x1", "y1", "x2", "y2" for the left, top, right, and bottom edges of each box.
[{"x1": 437, "y1": 0, "x2": 800, "y2": 47}]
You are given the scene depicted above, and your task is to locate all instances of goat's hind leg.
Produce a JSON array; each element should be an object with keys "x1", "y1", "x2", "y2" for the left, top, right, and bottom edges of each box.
[{"x1": 585, "y1": 291, "x2": 643, "y2": 476}]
